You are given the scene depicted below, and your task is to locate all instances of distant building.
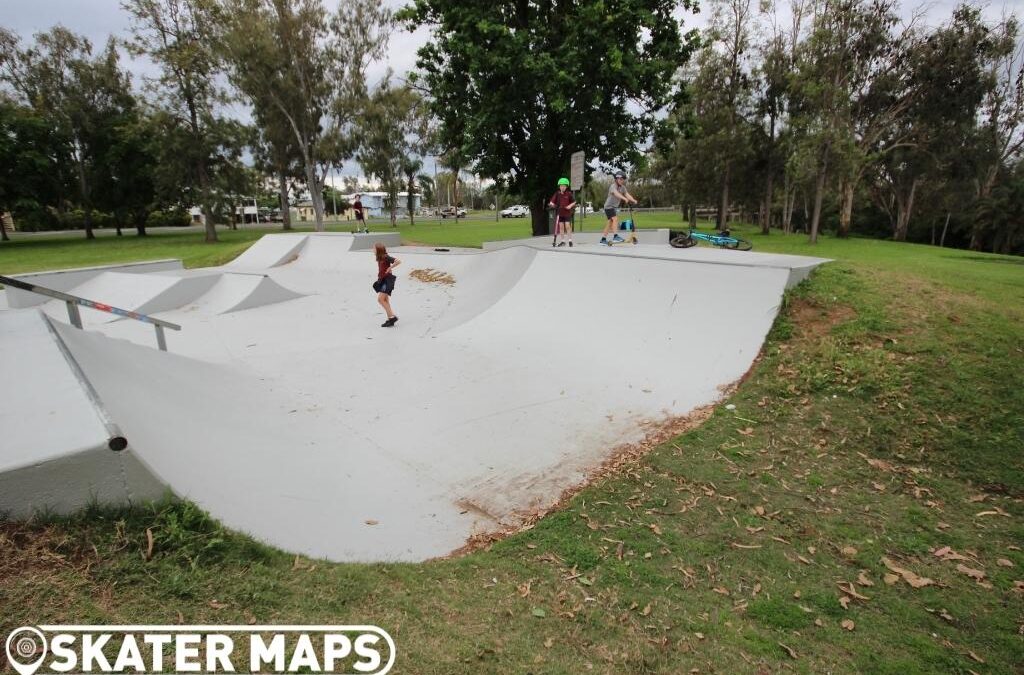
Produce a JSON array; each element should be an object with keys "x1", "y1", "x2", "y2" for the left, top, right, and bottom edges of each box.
[
  {"x1": 188, "y1": 204, "x2": 272, "y2": 225},
  {"x1": 344, "y1": 192, "x2": 421, "y2": 218},
  {"x1": 291, "y1": 191, "x2": 422, "y2": 221}
]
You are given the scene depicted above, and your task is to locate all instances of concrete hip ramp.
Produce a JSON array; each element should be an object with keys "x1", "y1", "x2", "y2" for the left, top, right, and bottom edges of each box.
[{"x1": 0, "y1": 233, "x2": 827, "y2": 562}]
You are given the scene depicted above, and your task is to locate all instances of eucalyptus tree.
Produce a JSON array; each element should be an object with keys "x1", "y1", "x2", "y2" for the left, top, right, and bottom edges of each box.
[
  {"x1": 253, "y1": 115, "x2": 302, "y2": 230},
  {"x1": 123, "y1": 0, "x2": 228, "y2": 240},
  {"x1": 967, "y1": 16, "x2": 1024, "y2": 250},
  {"x1": 216, "y1": 0, "x2": 392, "y2": 231},
  {"x1": 872, "y1": 5, "x2": 996, "y2": 241},
  {"x1": 789, "y1": 0, "x2": 916, "y2": 242},
  {"x1": 356, "y1": 80, "x2": 426, "y2": 226}
]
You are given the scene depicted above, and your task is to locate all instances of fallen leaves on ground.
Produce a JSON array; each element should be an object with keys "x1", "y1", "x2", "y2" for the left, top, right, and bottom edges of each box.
[
  {"x1": 881, "y1": 557, "x2": 934, "y2": 588},
  {"x1": 956, "y1": 564, "x2": 991, "y2": 588},
  {"x1": 838, "y1": 581, "x2": 870, "y2": 601},
  {"x1": 409, "y1": 268, "x2": 456, "y2": 285},
  {"x1": 932, "y1": 546, "x2": 974, "y2": 562}
]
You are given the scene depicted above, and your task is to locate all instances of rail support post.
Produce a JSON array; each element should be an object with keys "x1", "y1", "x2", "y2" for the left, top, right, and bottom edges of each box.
[{"x1": 66, "y1": 300, "x2": 83, "y2": 328}]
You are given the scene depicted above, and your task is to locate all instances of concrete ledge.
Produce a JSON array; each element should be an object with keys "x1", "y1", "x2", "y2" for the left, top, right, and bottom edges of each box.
[
  {"x1": 349, "y1": 232, "x2": 402, "y2": 250},
  {"x1": 483, "y1": 229, "x2": 671, "y2": 250},
  {"x1": 4, "y1": 259, "x2": 184, "y2": 308}
]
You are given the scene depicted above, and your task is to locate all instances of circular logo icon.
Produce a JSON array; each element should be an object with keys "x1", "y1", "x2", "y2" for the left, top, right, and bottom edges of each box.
[{"x1": 5, "y1": 627, "x2": 47, "y2": 675}]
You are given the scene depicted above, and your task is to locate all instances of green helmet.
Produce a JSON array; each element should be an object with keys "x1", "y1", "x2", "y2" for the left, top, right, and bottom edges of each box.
[{"x1": 557, "y1": 177, "x2": 570, "y2": 186}]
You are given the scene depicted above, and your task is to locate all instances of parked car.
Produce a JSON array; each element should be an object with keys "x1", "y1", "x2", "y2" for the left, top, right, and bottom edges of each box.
[
  {"x1": 440, "y1": 206, "x2": 467, "y2": 218},
  {"x1": 500, "y1": 205, "x2": 529, "y2": 218}
]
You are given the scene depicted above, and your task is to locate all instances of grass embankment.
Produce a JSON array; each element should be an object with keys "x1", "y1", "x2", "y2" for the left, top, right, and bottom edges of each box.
[{"x1": 1, "y1": 224, "x2": 1022, "y2": 673}]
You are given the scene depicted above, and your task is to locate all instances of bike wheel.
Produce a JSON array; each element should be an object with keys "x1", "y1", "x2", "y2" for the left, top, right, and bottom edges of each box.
[
  {"x1": 726, "y1": 238, "x2": 753, "y2": 251},
  {"x1": 670, "y1": 234, "x2": 697, "y2": 248}
]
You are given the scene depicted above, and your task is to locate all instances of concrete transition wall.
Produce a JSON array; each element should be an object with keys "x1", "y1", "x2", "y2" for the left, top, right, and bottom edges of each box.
[
  {"x1": 5, "y1": 260, "x2": 184, "y2": 308},
  {"x1": 0, "y1": 232, "x2": 829, "y2": 561},
  {"x1": 0, "y1": 310, "x2": 166, "y2": 518}
]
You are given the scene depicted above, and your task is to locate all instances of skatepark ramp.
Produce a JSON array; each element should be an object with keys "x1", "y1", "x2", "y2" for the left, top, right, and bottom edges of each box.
[
  {"x1": 181, "y1": 273, "x2": 305, "y2": 315},
  {"x1": 35, "y1": 271, "x2": 305, "y2": 327},
  {"x1": 0, "y1": 234, "x2": 828, "y2": 561},
  {"x1": 0, "y1": 310, "x2": 165, "y2": 518},
  {"x1": 226, "y1": 232, "x2": 402, "y2": 270}
]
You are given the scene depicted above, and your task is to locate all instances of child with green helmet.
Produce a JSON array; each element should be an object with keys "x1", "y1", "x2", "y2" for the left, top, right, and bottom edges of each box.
[{"x1": 548, "y1": 177, "x2": 577, "y2": 247}]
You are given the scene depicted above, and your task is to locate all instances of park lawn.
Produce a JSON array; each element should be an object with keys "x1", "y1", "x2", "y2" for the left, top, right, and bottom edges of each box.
[
  {"x1": 1, "y1": 223, "x2": 1023, "y2": 673},
  {"x1": 0, "y1": 211, "x2": 675, "y2": 275},
  {"x1": 0, "y1": 218, "x2": 531, "y2": 275},
  {"x1": 0, "y1": 228, "x2": 271, "y2": 276}
]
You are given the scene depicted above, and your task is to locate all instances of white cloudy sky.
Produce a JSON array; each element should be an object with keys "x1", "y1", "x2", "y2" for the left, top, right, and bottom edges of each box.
[{"x1": 2, "y1": 0, "x2": 1020, "y2": 180}]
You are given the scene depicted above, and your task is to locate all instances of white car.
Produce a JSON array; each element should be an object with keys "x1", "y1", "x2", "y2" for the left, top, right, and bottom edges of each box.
[{"x1": 501, "y1": 205, "x2": 529, "y2": 218}]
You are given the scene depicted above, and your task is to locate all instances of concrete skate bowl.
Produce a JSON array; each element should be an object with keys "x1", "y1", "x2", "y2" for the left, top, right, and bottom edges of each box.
[{"x1": 0, "y1": 233, "x2": 828, "y2": 562}]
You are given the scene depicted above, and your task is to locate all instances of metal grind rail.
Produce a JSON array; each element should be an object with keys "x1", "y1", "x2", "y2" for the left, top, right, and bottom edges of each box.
[{"x1": 0, "y1": 274, "x2": 181, "y2": 351}]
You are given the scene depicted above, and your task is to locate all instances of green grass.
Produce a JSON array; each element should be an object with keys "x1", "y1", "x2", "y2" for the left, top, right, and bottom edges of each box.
[
  {"x1": 2, "y1": 220, "x2": 1023, "y2": 673},
  {"x1": 0, "y1": 211, "x2": 677, "y2": 275}
]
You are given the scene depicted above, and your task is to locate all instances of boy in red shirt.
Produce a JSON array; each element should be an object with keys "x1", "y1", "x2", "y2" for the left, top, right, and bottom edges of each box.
[{"x1": 548, "y1": 177, "x2": 576, "y2": 247}]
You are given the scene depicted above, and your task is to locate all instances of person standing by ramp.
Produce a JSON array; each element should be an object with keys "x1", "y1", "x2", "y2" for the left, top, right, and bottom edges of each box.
[
  {"x1": 549, "y1": 177, "x2": 577, "y2": 247},
  {"x1": 373, "y1": 243, "x2": 401, "y2": 327},
  {"x1": 353, "y1": 194, "x2": 367, "y2": 232},
  {"x1": 600, "y1": 172, "x2": 637, "y2": 245}
]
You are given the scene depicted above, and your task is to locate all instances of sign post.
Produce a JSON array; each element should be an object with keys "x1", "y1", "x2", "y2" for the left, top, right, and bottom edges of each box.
[{"x1": 570, "y1": 151, "x2": 584, "y2": 228}]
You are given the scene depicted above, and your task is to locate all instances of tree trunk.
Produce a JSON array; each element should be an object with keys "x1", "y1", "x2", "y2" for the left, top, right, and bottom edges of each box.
[
  {"x1": 809, "y1": 164, "x2": 827, "y2": 244},
  {"x1": 718, "y1": 162, "x2": 731, "y2": 230},
  {"x1": 762, "y1": 115, "x2": 775, "y2": 235},
  {"x1": 390, "y1": 184, "x2": 397, "y2": 227},
  {"x1": 406, "y1": 173, "x2": 416, "y2": 226},
  {"x1": 939, "y1": 212, "x2": 950, "y2": 247},
  {"x1": 279, "y1": 169, "x2": 292, "y2": 230},
  {"x1": 689, "y1": 204, "x2": 697, "y2": 229},
  {"x1": 0, "y1": 214, "x2": 9, "y2": 242},
  {"x1": 302, "y1": 160, "x2": 325, "y2": 232},
  {"x1": 530, "y1": 194, "x2": 549, "y2": 236},
  {"x1": 837, "y1": 179, "x2": 854, "y2": 238},
  {"x1": 969, "y1": 168, "x2": 999, "y2": 250},
  {"x1": 74, "y1": 155, "x2": 95, "y2": 241},
  {"x1": 453, "y1": 169, "x2": 461, "y2": 225},
  {"x1": 185, "y1": 92, "x2": 218, "y2": 243},
  {"x1": 893, "y1": 179, "x2": 918, "y2": 242},
  {"x1": 197, "y1": 158, "x2": 216, "y2": 242},
  {"x1": 782, "y1": 168, "x2": 796, "y2": 234}
]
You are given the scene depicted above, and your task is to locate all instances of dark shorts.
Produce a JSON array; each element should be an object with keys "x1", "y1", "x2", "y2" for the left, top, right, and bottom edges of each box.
[
  {"x1": 373, "y1": 275, "x2": 396, "y2": 296},
  {"x1": 604, "y1": 207, "x2": 617, "y2": 219}
]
